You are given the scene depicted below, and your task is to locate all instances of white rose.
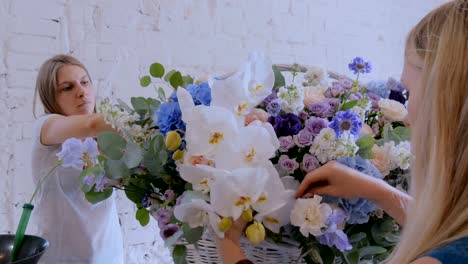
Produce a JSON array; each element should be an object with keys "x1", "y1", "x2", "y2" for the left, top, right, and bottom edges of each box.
[
  {"x1": 303, "y1": 86, "x2": 326, "y2": 106},
  {"x1": 378, "y1": 99, "x2": 408, "y2": 122},
  {"x1": 290, "y1": 196, "x2": 332, "y2": 237}
]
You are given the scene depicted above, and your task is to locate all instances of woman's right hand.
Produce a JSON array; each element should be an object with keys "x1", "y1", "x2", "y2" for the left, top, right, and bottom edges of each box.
[
  {"x1": 296, "y1": 161, "x2": 411, "y2": 225},
  {"x1": 296, "y1": 161, "x2": 386, "y2": 200}
]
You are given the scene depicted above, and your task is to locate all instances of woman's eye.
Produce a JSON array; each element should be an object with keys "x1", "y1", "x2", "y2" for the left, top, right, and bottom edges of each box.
[
  {"x1": 81, "y1": 81, "x2": 89, "y2": 86},
  {"x1": 62, "y1": 86, "x2": 72, "y2": 92}
]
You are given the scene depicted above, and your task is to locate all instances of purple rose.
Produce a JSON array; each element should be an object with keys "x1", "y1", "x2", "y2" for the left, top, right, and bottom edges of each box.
[
  {"x1": 268, "y1": 113, "x2": 303, "y2": 137},
  {"x1": 160, "y1": 223, "x2": 180, "y2": 240},
  {"x1": 278, "y1": 155, "x2": 299, "y2": 174},
  {"x1": 298, "y1": 111, "x2": 309, "y2": 121},
  {"x1": 305, "y1": 117, "x2": 329, "y2": 136},
  {"x1": 266, "y1": 99, "x2": 282, "y2": 116},
  {"x1": 339, "y1": 78, "x2": 353, "y2": 90},
  {"x1": 323, "y1": 98, "x2": 339, "y2": 118},
  {"x1": 348, "y1": 92, "x2": 363, "y2": 101},
  {"x1": 279, "y1": 136, "x2": 295, "y2": 152},
  {"x1": 300, "y1": 154, "x2": 320, "y2": 172},
  {"x1": 308, "y1": 102, "x2": 329, "y2": 117},
  {"x1": 155, "y1": 208, "x2": 173, "y2": 229},
  {"x1": 293, "y1": 129, "x2": 314, "y2": 147}
]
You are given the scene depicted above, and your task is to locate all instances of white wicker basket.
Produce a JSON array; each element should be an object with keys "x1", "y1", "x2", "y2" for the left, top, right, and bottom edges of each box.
[{"x1": 184, "y1": 231, "x2": 306, "y2": 264}]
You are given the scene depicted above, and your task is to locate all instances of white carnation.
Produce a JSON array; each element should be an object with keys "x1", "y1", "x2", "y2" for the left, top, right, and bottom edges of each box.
[
  {"x1": 277, "y1": 85, "x2": 305, "y2": 114},
  {"x1": 290, "y1": 196, "x2": 332, "y2": 237}
]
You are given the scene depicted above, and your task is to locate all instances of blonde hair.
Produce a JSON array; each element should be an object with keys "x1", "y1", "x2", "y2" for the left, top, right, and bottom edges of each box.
[
  {"x1": 389, "y1": 0, "x2": 468, "y2": 263},
  {"x1": 33, "y1": 54, "x2": 92, "y2": 117}
]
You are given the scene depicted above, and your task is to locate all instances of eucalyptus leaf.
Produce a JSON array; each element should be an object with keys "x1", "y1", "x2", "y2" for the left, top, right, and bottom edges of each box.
[
  {"x1": 122, "y1": 140, "x2": 144, "y2": 168},
  {"x1": 172, "y1": 244, "x2": 187, "y2": 264},
  {"x1": 170, "y1": 71, "x2": 183, "y2": 89},
  {"x1": 85, "y1": 187, "x2": 113, "y2": 204},
  {"x1": 344, "y1": 251, "x2": 359, "y2": 264},
  {"x1": 105, "y1": 159, "x2": 129, "y2": 179},
  {"x1": 136, "y1": 207, "x2": 150, "y2": 226},
  {"x1": 164, "y1": 70, "x2": 177, "y2": 82},
  {"x1": 117, "y1": 99, "x2": 134, "y2": 113},
  {"x1": 359, "y1": 246, "x2": 387, "y2": 258},
  {"x1": 131, "y1": 97, "x2": 148, "y2": 116},
  {"x1": 149, "y1": 63, "x2": 165, "y2": 78},
  {"x1": 356, "y1": 135, "x2": 375, "y2": 149},
  {"x1": 182, "y1": 75, "x2": 194, "y2": 86},
  {"x1": 140, "y1": 75, "x2": 151, "y2": 87},
  {"x1": 349, "y1": 232, "x2": 367, "y2": 243},
  {"x1": 97, "y1": 132, "x2": 126, "y2": 160},
  {"x1": 157, "y1": 87, "x2": 166, "y2": 102},
  {"x1": 182, "y1": 224, "x2": 204, "y2": 244}
]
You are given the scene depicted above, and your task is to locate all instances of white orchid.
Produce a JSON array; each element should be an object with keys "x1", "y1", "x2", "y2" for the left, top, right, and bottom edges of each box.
[
  {"x1": 178, "y1": 163, "x2": 220, "y2": 194},
  {"x1": 177, "y1": 88, "x2": 239, "y2": 158},
  {"x1": 214, "y1": 122, "x2": 279, "y2": 170},
  {"x1": 210, "y1": 52, "x2": 274, "y2": 122},
  {"x1": 173, "y1": 192, "x2": 224, "y2": 237}
]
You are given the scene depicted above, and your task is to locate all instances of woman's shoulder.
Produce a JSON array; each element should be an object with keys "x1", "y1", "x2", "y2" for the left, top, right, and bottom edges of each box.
[{"x1": 425, "y1": 237, "x2": 468, "y2": 264}]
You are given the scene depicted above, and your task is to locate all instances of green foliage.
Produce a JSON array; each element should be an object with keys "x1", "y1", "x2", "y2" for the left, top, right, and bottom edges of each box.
[
  {"x1": 172, "y1": 245, "x2": 187, "y2": 264},
  {"x1": 140, "y1": 75, "x2": 151, "y2": 87},
  {"x1": 136, "y1": 208, "x2": 150, "y2": 226},
  {"x1": 85, "y1": 187, "x2": 113, "y2": 204},
  {"x1": 97, "y1": 132, "x2": 127, "y2": 160},
  {"x1": 149, "y1": 63, "x2": 165, "y2": 78}
]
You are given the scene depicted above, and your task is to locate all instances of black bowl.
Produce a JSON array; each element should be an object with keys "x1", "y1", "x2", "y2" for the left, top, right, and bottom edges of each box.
[{"x1": 0, "y1": 235, "x2": 49, "y2": 264}]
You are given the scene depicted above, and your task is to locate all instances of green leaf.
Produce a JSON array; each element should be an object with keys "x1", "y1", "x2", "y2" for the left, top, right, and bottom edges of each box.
[
  {"x1": 349, "y1": 232, "x2": 367, "y2": 243},
  {"x1": 157, "y1": 87, "x2": 166, "y2": 102},
  {"x1": 341, "y1": 100, "x2": 359, "y2": 111},
  {"x1": 97, "y1": 132, "x2": 126, "y2": 160},
  {"x1": 356, "y1": 135, "x2": 375, "y2": 149},
  {"x1": 344, "y1": 251, "x2": 359, "y2": 264},
  {"x1": 136, "y1": 208, "x2": 150, "y2": 226},
  {"x1": 182, "y1": 224, "x2": 204, "y2": 244},
  {"x1": 122, "y1": 140, "x2": 143, "y2": 168},
  {"x1": 149, "y1": 63, "x2": 165, "y2": 78},
  {"x1": 272, "y1": 65, "x2": 286, "y2": 88},
  {"x1": 393, "y1": 126, "x2": 411, "y2": 142},
  {"x1": 319, "y1": 246, "x2": 336, "y2": 264},
  {"x1": 357, "y1": 147, "x2": 375, "y2": 159},
  {"x1": 148, "y1": 97, "x2": 161, "y2": 117},
  {"x1": 164, "y1": 69, "x2": 177, "y2": 82},
  {"x1": 152, "y1": 133, "x2": 166, "y2": 153},
  {"x1": 182, "y1": 75, "x2": 194, "y2": 86},
  {"x1": 124, "y1": 178, "x2": 149, "y2": 204},
  {"x1": 105, "y1": 159, "x2": 129, "y2": 179},
  {"x1": 131, "y1": 97, "x2": 148, "y2": 116},
  {"x1": 359, "y1": 246, "x2": 387, "y2": 258},
  {"x1": 140, "y1": 75, "x2": 151, "y2": 87},
  {"x1": 142, "y1": 150, "x2": 164, "y2": 175},
  {"x1": 172, "y1": 245, "x2": 187, "y2": 264},
  {"x1": 85, "y1": 187, "x2": 113, "y2": 204},
  {"x1": 117, "y1": 99, "x2": 133, "y2": 113},
  {"x1": 169, "y1": 71, "x2": 183, "y2": 89}
]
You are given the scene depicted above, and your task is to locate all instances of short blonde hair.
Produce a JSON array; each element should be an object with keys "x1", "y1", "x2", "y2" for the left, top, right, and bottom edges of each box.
[{"x1": 33, "y1": 54, "x2": 92, "y2": 117}]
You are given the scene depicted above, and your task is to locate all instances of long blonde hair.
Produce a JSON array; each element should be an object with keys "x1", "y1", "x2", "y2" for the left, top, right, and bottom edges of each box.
[
  {"x1": 33, "y1": 54, "x2": 92, "y2": 117},
  {"x1": 389, "y1": 0, "x2": 468, "y2": 263}
]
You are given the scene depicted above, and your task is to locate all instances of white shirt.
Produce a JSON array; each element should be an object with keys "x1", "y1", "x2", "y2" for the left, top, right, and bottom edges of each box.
[{"x1": 31, "y1": 114, "x2": 124, "y2": 264}]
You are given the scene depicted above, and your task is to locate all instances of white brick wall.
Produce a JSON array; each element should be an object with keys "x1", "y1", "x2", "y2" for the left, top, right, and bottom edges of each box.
[{"x1": 0, "y1": 0, "x2": 446, "y2": 263}]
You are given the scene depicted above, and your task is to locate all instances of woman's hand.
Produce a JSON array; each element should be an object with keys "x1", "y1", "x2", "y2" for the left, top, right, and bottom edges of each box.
[
  {"x1": 215, "y1": 218, "x2": 248, "y2": 264},
  {"x1": 296, "y1": 161, "x2": 412, "y2": 225},
  {"x1": 296, "y1": 161, "x2": 384, "y2": 199}
]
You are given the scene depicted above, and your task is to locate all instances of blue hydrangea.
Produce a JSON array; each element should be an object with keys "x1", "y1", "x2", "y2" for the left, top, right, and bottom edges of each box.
[
  {"x1": 348, "y1": 57, "x2": 372, "y2": 75},
  {"x1": 155, "y1": 102, "x2": 186, "y2": 135},
  {"x1": 366, "y1": 80, "x2": 390, "y2": 99},
  {"x1": 336, "y1": 156, "x2": 382, "y2": 224},
  {"x1": 186, "y1": 82, "x2": 211, "y2": 106},
  {"x1": 329, "y1": 110, "x2": 362, "y2": 138}
]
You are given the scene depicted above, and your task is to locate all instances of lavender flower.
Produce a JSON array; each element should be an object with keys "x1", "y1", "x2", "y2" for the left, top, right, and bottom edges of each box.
[
  {"x1": 293, "y1": 129, "x2": 314, "y2": 147},
  {"x1": 83, "y1": 174, "x2": 95, "y2": 186},
  {"x1": 278, "y1": 155, "x2": 299, "y2": 174},
  {"x1": 57, "y1": 138, "x2": 96, "y2": 170},
  {"x1": 279, "y1": 136, "x2": 295, "y2": 152},
  {"x1": 160, "y1": 223, "x2": 180, "y2": 240},
  {"x1": 266, "y1": 99, "x2": 282, "y2": 116},
  {"x1": 298, "y1": 111, "x2": 309, "y2": 121},
  {"x1": 329, "y1": 110, "x2": 362, "y2": 138},
  {"x1": 317, "y1": 208, "x2": 352, "y2": 251},
  {"x1": 305, "y1": 117, "x2": 329, "y2": 136},
  {"x1": 163, "y1": 190, "x2": 175, "y2": 202},
  {"x1": 348, "y1": 92, "x2": 363, "y2": 101},
  {"x1": 300, "y1": 154, "x2": 320, "y2": 173},
  {"x1": 338, "y1": 78, "x2": 354, "y2": 90},
  {"x1": 323, "y1": 98, "x2": 340, "y2": 118},
  {"x1": 260, "y1": 91, "x2": 278, "y2": 107},
  {"x1": 348, "y1": 57, "x2": 372, "y2": 75},
  {"x1": 94, "y1": 174, "x2": 118, "y2": 192}
]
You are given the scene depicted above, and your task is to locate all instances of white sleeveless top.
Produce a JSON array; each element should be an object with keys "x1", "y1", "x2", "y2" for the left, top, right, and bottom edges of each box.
[{"x1": 31, "y1": 114, "x2": 124, "y2": 264}]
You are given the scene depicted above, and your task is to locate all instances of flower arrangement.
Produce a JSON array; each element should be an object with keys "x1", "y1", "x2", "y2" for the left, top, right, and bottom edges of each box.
[{"x1": 56, "y1": 53, "x2": 410, "y2": 263}]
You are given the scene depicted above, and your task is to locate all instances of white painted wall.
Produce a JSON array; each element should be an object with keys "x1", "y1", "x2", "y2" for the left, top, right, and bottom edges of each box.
[{"x1": 0, "y1": 0, "x2": 446, "y2": 263}]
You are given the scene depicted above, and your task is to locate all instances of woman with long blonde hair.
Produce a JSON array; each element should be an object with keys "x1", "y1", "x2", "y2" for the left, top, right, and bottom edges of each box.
[{"x1": 217, "y1": 1, "x2": 468, "y2": 263}]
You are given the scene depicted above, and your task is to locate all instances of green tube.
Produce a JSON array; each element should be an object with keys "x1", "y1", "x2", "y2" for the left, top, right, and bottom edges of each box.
[{"x1": 10, "y1": 203, "x2": 34, "y2": 262}]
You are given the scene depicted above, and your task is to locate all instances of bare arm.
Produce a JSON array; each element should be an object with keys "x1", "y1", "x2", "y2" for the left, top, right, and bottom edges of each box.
[
  {"x1": 40, "y1": 113, "x2": 114, "y2": 145},
  {"x1": 296, "y1": 161, "x2": 412, "y2": 226}
]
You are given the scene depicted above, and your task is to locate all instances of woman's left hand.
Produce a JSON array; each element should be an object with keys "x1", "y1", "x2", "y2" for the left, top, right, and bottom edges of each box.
[{"x1": 216, "y1": 218, "x2": 248, "y2": 264}]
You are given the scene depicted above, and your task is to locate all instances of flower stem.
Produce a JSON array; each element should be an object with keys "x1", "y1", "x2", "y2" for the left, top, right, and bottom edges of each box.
[{"x1": 28, "y1": 161, "x2": 61, "y2": 204}]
